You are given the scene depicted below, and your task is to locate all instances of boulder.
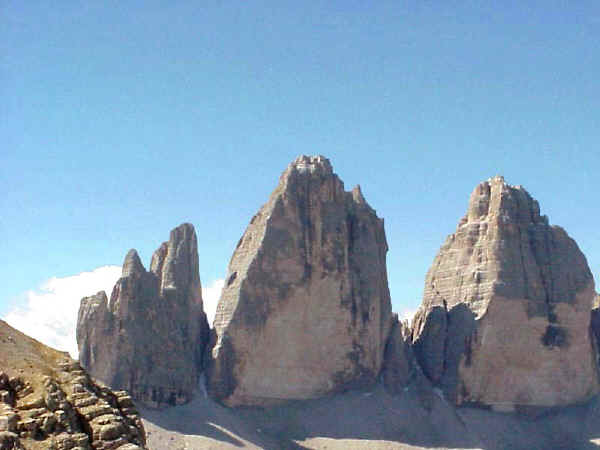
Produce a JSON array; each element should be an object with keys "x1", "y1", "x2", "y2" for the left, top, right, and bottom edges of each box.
[
  {"x1": 77, "y1": 223, "x2": 209, "y2": 408},
  {"x1": 207, "y1": 155, "x2": 393, "y2": 406},
  {"x1": 412, "y1": 176, "x2": 599, "y2": 409}
]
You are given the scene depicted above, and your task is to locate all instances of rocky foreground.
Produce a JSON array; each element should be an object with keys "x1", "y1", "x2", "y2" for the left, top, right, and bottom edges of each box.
[{"x1": 0, "y1": 320, "x2": 146, "y2": 450}]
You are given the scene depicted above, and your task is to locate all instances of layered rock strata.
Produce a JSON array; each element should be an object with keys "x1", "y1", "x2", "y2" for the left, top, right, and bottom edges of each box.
[
  {"x1": 77, "y1": 223, "x2": 209, "y2": 408},
  {"x1": 208, "y1": 155, "x2": 393, "y2": 406},
  {"x1": 412, "y1": 176, "x2": 599, "y2": 409},
  {"x1": 0, "y1": 320, "x2": 146, "y2": 449}
]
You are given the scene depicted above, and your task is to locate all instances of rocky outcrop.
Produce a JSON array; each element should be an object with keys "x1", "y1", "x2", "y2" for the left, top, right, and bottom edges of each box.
[
  {"x1": 0, "y1": 320, "x2": 146, "y2": 450},
  {"x1": 207, "y1": 155, "x2": 393, "y2": 406},
  {"x1": 412, "y1": 176, "x2": 599, "y2": 409},
  {"x1": 77, "y1": 224, "x2": 209, "y2": 408}
]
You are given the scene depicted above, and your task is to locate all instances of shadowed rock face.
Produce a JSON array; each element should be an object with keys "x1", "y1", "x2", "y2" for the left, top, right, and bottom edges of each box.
[
  {"x1": 207, "y1": 155, "x2": 393, "y2": 406},
  {"x1": 412, "y1": 176, "x2": 599, "y2": 408},
  {"x1": 590, "y1": 293, "x2": 600, "y2": 368},
  {"x1": 77, "y1": 223, "x2": 209, "y2": 408},
  {"x1": 382, "y1": 316, "x2": 416, "y2": 395}
]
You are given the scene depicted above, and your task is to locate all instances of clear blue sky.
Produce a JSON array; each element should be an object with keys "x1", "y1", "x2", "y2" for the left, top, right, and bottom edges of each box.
[{"x1": 2, "y1": 1, "x2": 599, "y2": 318}]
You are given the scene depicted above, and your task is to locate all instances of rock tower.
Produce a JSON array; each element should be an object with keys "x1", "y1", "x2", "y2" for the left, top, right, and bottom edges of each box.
[
  {"x1": 207, "y1": 155, "x2": 394, "y2": 406},
  {"x1": 412, "y1": 176, "x2": 599, "y2": 409}
]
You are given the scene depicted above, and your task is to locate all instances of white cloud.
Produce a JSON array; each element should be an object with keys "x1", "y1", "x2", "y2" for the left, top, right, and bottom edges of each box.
[
  {"x1": 398, "y1": 308, "x2": 417, "y2": 324},
  {"x1": 202, "y1": 278, "x2": 224, "y2": 326},
  {"x1": 3, "y1": 266, "x2": 121, "y2": 359},
  {"x1": 3, "y1": 267, "x2": 225, "y2": 361}
]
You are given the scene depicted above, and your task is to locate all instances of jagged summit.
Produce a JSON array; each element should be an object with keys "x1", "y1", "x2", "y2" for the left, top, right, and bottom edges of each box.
[
  {"x1": 459, "y1": 175, "x2": 548, "y2": 229},
  {"x1": 277, "y1": 155, "x2": 376, "y2": 216},
  {"x1": 122, "y1": 249, "x2": 145, "y2": 277},
  {"x1": 430, "y1": 176, "x2": 592, "y2": 319},
  {"x1": 77, "y1": 223, "x2": 209, "y2": 408},
  {"x1": 288, "y1": 154, "x2": 333, "y2": 175},
  {"x1": 150, "y1": 222, "x2": 200, "y2": 295}
]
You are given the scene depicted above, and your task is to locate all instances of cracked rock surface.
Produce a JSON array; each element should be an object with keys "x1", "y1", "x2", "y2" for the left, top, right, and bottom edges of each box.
[
  {"x1": 0, "y1": 319, "x2": 146, "y2": 450},
  {"x1": 412, "y1": 176, "x2": 599, "y2": 409}
]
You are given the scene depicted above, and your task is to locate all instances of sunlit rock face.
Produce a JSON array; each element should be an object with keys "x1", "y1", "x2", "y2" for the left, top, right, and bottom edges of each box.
[
  {"x1": 77, "y1": 223, "x2": 209, "y2": 408},
  {"x1": 207, "y1": 155, "x2": 394, "y2": 407},
  {"x1": 412, "y1": 176, "x2": 599, "y2": 409},
  {"x1": 0, "y1": 320, "x2": 147, "y2": 450}
]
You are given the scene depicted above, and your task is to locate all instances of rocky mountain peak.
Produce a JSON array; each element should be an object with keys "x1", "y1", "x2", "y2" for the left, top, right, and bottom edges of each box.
[
  {"x1": 288, "y1": 154, "x2": 333, "y2": 176},
  {"x1": 412, "y1": 177, "x2": 598, "y2": 408},
  {"x1": 77, "y1": 223, "x2": 209, "y2": 408},
  {"x1": 464, "y1": 175, "x2": 544, "y2": 227},
  {"x1": 122, "y1": 249, "x2": 145, "y2": 278},
  {"x1": 150, "y1": 223, "x2": 200, "y2": 297}
]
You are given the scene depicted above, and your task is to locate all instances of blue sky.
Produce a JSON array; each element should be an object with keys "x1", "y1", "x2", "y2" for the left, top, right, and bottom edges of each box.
[{"x1": 2, "y1": 2, "x2": 599, "y2": 350}]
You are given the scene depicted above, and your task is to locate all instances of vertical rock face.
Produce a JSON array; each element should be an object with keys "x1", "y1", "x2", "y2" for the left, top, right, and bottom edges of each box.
[
  {"x1": 207, "y1": 155, "x2": 393, "y2": 406},
  {"x1": 590, "y1": 292, "x2": 600, "y2": 367},
  {"x1": 412, "y1": 176, "x2": 599, "y2": 409},
  {"x1": 77, "y1": 223, "x2": 209, "y2": 408}
]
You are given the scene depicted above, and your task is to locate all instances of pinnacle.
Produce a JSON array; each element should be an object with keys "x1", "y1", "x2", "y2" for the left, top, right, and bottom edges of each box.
[{"x1": 122, "y1": 249, "x2": 145, "y2": 277}]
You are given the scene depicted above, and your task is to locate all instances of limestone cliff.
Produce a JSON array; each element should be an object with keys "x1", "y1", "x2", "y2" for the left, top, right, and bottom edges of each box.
[
  {"x1": 77, "y1": 224, "x2": 209, "y2": 408},
  {"x1": 412, "y1": 176, "x2": 599, "y2": 409},
  {"x1": 207, "y1": 155, "x2": 393, "y2": 406},
  {"x1": 0, "y1": 319, "x2": 146, "y2": 450}
]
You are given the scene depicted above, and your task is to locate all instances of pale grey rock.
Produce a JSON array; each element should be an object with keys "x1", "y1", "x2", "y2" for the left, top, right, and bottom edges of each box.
[
  {"x1": 412, "y1": 176, "x2": 599, "y2": 408},
  {"x1": 207, "y1": 155, "x2": 393, "y2": 406}
]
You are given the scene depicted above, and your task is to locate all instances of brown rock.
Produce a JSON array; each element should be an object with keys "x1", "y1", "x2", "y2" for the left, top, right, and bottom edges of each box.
[
  {"x1": 0, "y1": 320, "x2": 146, "y2": 449},
  {"x1": 412, "y1": 176, "x2": 599, "y2": 409},
  {"x1": 77, "y1": 224, "x2": 210, "y2": 408},
  {"x1": 207, "y1": 155, "x2": 393, "y2": 406}
]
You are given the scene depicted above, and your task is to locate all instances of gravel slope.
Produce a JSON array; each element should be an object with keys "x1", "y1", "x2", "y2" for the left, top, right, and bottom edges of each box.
[{"x1": 140, "y1": 378, "x2": 600, "y2": 450}]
